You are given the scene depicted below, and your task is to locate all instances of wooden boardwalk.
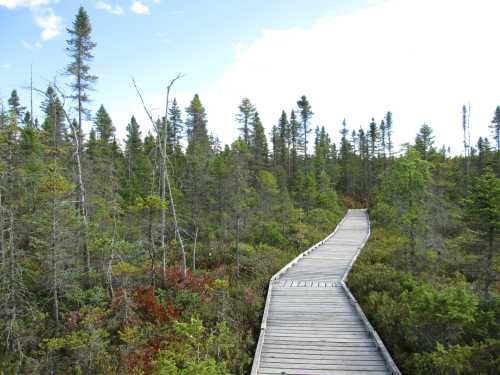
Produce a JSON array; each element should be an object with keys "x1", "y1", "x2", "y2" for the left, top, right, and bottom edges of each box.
[{"x1": 251, "y1": 209, "x2": 401, "y2": 375}]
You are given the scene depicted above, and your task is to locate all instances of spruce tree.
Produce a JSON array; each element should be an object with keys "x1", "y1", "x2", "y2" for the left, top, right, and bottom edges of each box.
[
  {"x1": 297, "y1": 95, "x2": 313, "y2": 170},
  {"x1": 249, "y1": 111, "x2": 268, "y2": 182},
  {"x1": 236, "y1": 98, "x2": 255, "y2": 145},
  {"x1": 66, "y1": 6, "x2": 97, "y2": 143},
  {"x1": 168, "y1": 98, "x2": 183, "y2": 150},
  {"x1": 94, "y1": 105, "x2": 114, "y2": 145},
  {"x1": 490, "y1": 105, "x2": 500, "y2": 152},
  {"x1": 385, "y1": 111, "x2": 393, "y2": 157},
  {"x1": 415, "y1": 123, "x2": 435, "y2": 160},
  {"x1": 8, "y1": 90, "x2": 24, "y2": 122}
]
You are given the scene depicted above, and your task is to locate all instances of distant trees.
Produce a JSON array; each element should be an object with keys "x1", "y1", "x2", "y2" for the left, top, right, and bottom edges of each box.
[
  {"x1": 463, "y1": 168, "x2": 500, "y2": 298},
  {"x1": 375, "y1": 147, "x2": 431, "y2": 269},
  {"x1": 1, "y1": 4, "x2": 500, "y2": 374}
]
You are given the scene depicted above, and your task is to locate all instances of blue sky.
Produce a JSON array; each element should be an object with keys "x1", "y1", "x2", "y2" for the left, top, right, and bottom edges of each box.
[{"x1": 1, "y1": 0, "x2": 500, "y2": 153}]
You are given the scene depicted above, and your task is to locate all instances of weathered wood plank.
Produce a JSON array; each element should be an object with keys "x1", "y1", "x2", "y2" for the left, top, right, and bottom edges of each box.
[{"x1": 251, "y1": 209, "x2": 400, "y2": 375}]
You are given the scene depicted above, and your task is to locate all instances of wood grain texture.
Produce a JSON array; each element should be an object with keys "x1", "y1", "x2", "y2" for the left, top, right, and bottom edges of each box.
[{"x1": 251, "y1": 209, "x2": 401, "y2": 375}]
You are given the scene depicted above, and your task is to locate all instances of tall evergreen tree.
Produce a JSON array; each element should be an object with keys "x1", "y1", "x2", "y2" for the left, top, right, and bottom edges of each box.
[
  {"x1": 415, "y1": 123, "x2": 435, "y2": 160},
  {"x1": 249, "y1": 111, "x2": 268, "y2": 182},
  {"x1": 185, "y1": 94, "x2": 212, "y2": 230},
  {"x1": 65, "y1": 6, "x2": 96, "y2": 285},
  {"x1": 289, "y1": 110, "x2": 300, "y2": 183},
  {"x1": 297, "y1": 96, "x2": 313, "y2": 170},
  {"x1": 66, "y1": 6, "x2": 97, "y2": 142},
  {"x1": 489, "y1": 105, "x2": 500, "y2": 152},
  {"x1": 94, "y1": 105, "x2": 114, "y2": 145},
  {"x1": 167, "y1": 98, "x2": 183, "y2": 150},
  {"x1": 236, "y1": 98, "x2": 255, "y2": 145},
  {"x1": 385, "y1": 111, "x2": 394, "y2": 157}
]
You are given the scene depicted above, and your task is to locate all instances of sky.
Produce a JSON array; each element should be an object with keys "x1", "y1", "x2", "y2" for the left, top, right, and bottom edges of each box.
[{"x1": 1, "y1": 0, "x2": 499, "y2": 154}]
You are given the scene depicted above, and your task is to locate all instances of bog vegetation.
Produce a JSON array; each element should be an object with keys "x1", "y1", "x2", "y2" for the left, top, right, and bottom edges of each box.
[{"x1": 0, "y1": 6, "x2": 498, "y2": 375}]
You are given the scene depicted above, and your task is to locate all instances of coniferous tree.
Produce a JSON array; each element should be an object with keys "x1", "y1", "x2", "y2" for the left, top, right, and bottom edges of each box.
[
  {"x1": 41, "y1": 86, "x2": 67, "y2": 147},
  {"x1": 167, "y1": 98, "x2": 183, "y2": 152},
  {"x1": 289, "y1": 110, "x2": 300, "y2": 184},
  {"x1": 491, "y1": 108, "x2": 500, "y2": 150},
  {"x1": 236, "y1": 98, "x2": 255, "y2": 146},
  {"x1": 94, "y1": 105, "x2": 114, "y2": 146},
  {"x1": 66, "y1": 6, "x2": 97, "y2": 143},
  {"x1": 463, "y1": 168, "x2": 500, "y2": 297},
  {"x1": 368, "y1": 118, "x2": 379, "y2": 186},
  {"x1": 65, "y1": 6, "x2": 96, "y2": 283},
  {"x1": 7, "y1": 90, "x2": 24, "y2": 121},
  {"x1": 185, "y1": 94, "x2": 212, "y2": 231},
  {"x1": 415, "y1": 123, "x2": 435, "y2": 160},
  {"x1": 297, "y1": 96, "x2": 313, "y2": 171},
  {"x1": 275, "y1": 111, "x2": 289, "y2": 176},
  {"x1": 249, "y1": 111, "x2": 268, "y2": 182},
  {"x1": 385, "y1": 111, "x2": 394, "y2": 157},
  {"x1": 380, "y1": 119, "x2": 386, "y2": 159}
]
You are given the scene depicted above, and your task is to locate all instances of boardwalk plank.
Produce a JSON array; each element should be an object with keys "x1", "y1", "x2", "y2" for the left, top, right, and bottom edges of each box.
[{"x1": 251, "y1": 210, "x2": 399, "y2": 375}]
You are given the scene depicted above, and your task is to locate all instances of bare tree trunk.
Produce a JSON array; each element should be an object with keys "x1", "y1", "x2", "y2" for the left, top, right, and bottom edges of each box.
[
  {"x1": 236, "y1": 215, "x2": 241, "y2": 278},
  {"x1": 9, "y1": 210, "x2": 15, "y2": 280},
  {"x1": 0, "y1": 190, "x2": 4, "y2": 268},
  {"x1": 192, "y1": 225, "x2": 198, "y2": 272},
  {"x1": 133, "y1": 75, "x2": 187, "y2": 278},
  {"x1": 51, "y1": 189, "x2": 59, "y2": 326},
  {"x1": 164, "y1": 76, "x2": 187, "y2": 278},
  {"x1": 55, "y1": 85, "x2": 91, "y2": 286}
]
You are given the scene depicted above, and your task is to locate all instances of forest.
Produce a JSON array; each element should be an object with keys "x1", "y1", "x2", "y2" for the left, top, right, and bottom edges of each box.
[{"x1": 0, "y1": 6, "x2": 498, "y2": 375}]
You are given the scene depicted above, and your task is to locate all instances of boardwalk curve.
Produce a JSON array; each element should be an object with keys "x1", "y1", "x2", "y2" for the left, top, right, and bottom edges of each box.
[{"x1": 251, "y1": 209, "x2": 401, "y2": 375}]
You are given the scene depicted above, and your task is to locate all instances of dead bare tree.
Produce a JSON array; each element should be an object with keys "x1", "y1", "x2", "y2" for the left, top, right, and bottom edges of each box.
[
  {"x1": 53, "y1": 83, "x2": 91, "y2": 285},
  {"x1": 132, "y1": 75, "x2": 188, "y2": 279}
]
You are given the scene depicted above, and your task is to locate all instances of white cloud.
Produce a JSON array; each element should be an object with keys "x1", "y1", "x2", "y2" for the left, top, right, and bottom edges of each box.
[
  {"x1": 96, "y1": 1, "x2": 124, "y2": 15},
  {"x1": 194, "y1": 0, "x2": 500, "y2": 154},
  {"x1": 34, "y1": 7, "x2": 62, "y2": 40},
  {"x1": 0, "y1": 0, "x2": 49, "y2": 8},
  {"x1": 1, "y1": 0, "x2": 62, "y2": 42},
  {"x1": 0, "y1": 63, "x2": 10, "y2": 69},
  {"x1": 131, "y1": 0, "x2": 149, "y2": 15}
]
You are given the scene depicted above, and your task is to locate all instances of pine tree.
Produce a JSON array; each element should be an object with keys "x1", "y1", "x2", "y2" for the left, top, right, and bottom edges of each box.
[
  {"x1": 185, "y1": 94, "x2": 212, "y2": 229},
  {"x1": 168, "y1": 98, "x2": 183, "y2": 150},
  {"x1": 236, "y1": 98, "x2": 255, "y2": 146},
  {"x1": 122, "y1": 116, "x2": 152, "y2": 204},
  {"x1": 65, "y1": 6, "x2": 96, "y2": 284},
  {"x1": 297, "y1": 95, "x2": 313, "y2": 171},
  {"x1": 94, "y1": 105, "x2": 114, "y2": 146},
  {"x1": 289, "y1": 110, "x2": 300, "y2": 184},
  {"x1": 41, "y1": 86, "x2": 66, "y2": 147},
  {"x1": 66, "y1": 6, "x2": 97, "y2": 143},
  {"x1": 339, "y1": 119, "x2": 353, "y2": 194},
  {"x1": 463, "y1": 168, "x2": 500, "y2": 297},
  {"x1": 380, "y1": 119, "x2": 386, "y2": 159},
  {"x1": 249, "y1": 111, "x2": 268, "y2": 182},
  {"x1": 368, "y1": 118, "x2": 379, "y2": 158},
  {"x1": 276, "y1": 110, "x2": 288, "y2": 174},
  {"x1": 385, "y1": 111, "x2": 393, "y2": 157},
  {"x1": 415, "y1": 123, "x2": 435, "y2": 160},
  {"x1": 489, "y1": 105, "x2": 500, "y2": 152},
  {"x1": 7, "y1": 90, "x2": 24, "y2": 121}
]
